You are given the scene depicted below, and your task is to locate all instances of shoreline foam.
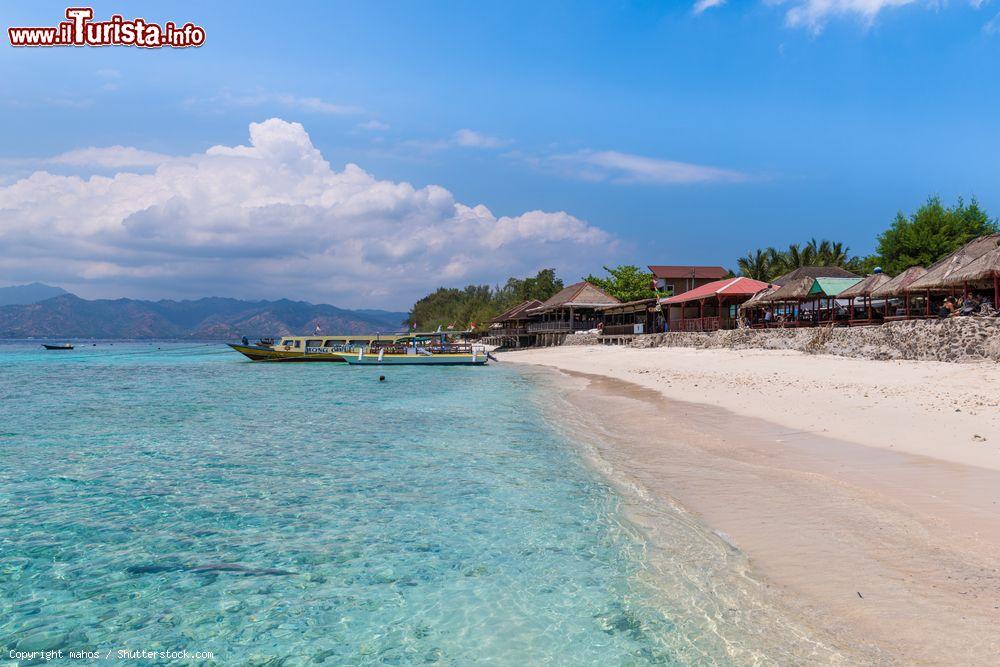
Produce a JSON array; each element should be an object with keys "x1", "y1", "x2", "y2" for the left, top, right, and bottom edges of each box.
[{"x1": 509, "y1": 346, "x2": 1000, "y2": 664}]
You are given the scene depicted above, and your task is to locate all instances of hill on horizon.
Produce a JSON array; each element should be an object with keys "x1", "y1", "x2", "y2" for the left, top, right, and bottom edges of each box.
[
  {"x1": 0, "y1": 282, "x2": 69, "y2": 306},
  {"x1": 0, "y1": 293, "x2": 408, "y2": 339}
]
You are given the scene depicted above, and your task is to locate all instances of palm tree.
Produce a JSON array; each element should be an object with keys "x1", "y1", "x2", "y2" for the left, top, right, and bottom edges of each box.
[{"x1": 737, "y1": 249, "x2": 772, "y2": 281}]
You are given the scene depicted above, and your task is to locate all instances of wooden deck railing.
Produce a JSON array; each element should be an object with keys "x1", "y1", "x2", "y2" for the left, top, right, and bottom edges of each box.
[{"x1": 527, "y1": 319, "x2": 598, "y2": 333}]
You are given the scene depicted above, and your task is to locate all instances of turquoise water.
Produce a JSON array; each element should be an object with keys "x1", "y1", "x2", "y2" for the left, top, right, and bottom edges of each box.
[{"x1": 1, "y1": 342, "x2": 785, "y2": 664}]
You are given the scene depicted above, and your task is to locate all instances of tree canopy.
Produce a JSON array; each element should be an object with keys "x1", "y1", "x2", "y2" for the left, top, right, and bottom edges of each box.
[
  {"x1": 406, "y1": 269, "x2": 563, "y2": 332},
  {"x1": 584, "y1": 265, "x2": 656, "y2": 302},
  {"x1": 875, "y1": 196, "x2": 998, "y2": 275},
  {"x1": 736, "y1": 239, "x2": 864, "y2": 282}
]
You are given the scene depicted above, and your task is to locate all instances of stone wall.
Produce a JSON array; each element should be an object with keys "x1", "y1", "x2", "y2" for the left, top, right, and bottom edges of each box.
[
  {"x1": 561, "y1": 331, "x2": 601, "y2": 346},
  {"x1": 622, "y1": 316, "x2": 1000, "y2": 363}
]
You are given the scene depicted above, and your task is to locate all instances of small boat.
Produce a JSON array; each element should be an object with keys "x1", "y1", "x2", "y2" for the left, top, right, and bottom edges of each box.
[
  {"x1": 42, "y1": 343, "x2": 74, "y2": 350},
  {"x1": 336, "y1": 333, "x2": 491, "y2": 366},
  {"x1": 228, "y1": 333, "x2": 417, "y2": 362}
]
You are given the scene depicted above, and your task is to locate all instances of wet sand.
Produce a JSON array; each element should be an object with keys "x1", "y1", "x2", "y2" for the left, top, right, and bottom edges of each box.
[{"x1": 506, "y1": 347, "x2": 1000, "y2": 664}]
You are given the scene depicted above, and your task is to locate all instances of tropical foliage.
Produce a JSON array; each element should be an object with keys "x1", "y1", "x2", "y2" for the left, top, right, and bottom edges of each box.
[
  {"x1": 736, "y1": 239, "x2": 865, "y2": 282},
  {"x1": 584, "y1": 265, "x2": 657, "y2": 302},
  {"x1": 875, "y1": 196, "x2": 997, "y2": 275},
  {"x1": 406, "y1": 269, "x2": 563, "y2": 332}
]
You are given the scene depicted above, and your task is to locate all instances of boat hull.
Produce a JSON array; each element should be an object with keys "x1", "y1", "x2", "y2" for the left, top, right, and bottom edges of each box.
[
  {"x1": 227, "y1": 344, "x2": 348, "y2": 362},
  {"x1": 336, "y1": 353, "x2": 488, "y2": 366}
]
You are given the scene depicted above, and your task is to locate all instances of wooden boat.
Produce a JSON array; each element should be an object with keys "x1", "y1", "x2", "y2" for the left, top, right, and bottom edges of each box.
[
  {"x1": 42, "y1": 343, "x2": 74, "y2": 350},
  {"x1": 227, "y1": 334, "x2": 407, "y2": 362},
  {"x1": 335, "y1": 333, "x2": 491, "y2": 366}
]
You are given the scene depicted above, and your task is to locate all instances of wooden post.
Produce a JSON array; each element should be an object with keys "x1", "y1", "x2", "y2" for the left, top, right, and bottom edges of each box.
[
  {"x1": 925, "y1": 290, "x2": 931, "y2": 316},
  {"x1": 995, "y1": 271, "x2": 999, "y2": 310}
]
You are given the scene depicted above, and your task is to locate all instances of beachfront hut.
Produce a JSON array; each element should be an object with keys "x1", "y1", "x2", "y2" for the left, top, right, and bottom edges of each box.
[
  {"x1": 751, "y1": 275, "x2": 862, "y2": 326},
  {"x1": 940, "y1": 244, "x2": 1000, "y2": 309},
  {"x1": 597, "y1": 298, "x2": 661, "y2": 343},
  {"x1": 526, "y1": 281, "x2": 619, "y2": 345},
  {"x1": 660, "y1": 276, "x2": 771, "y2": 331},
  {"x1": 906, "y1": 234, "x2": 1000, "y2": 316},
  {"x1": 485, "y1": 299, "x2": 543, "y2": 348},
  {"x1": 870, "y1": 266, "x2": 927, "y2": 320},
  {"x1": 838, "y1": 273, "x2": 892, "y2": 325},
  {"x1": 739, "y1": 285, "x2": 780, "y2": 327},
  {"x1": 753, "y1": 276, "x2": 814, "y2": 326},
  {"x1": 770, "y1": 265, "x2": 859, "y2": 287}
]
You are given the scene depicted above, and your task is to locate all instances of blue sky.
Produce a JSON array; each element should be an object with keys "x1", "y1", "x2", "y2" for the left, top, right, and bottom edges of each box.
[{"x1": 2, "y1": 1, "x2": 1000, "y2": 308}]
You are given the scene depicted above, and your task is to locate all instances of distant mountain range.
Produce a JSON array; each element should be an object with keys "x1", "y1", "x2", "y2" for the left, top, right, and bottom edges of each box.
[
  {"x1": 0, "y1": 282, "x2": 69, "y2": 306},
  {"x1": 0, "y1": 287, "x2": 408, "y2": 339}
]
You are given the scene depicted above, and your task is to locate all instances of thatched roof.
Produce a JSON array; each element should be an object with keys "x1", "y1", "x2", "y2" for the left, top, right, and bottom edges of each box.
[
  {"x1": 838, "y1": 273, "x2": 892, "y2": 299},
  {"x1": 771, "y1": 266, "x2": 859, "y2": 287},
  {"x1": 528, "y1": 281, "x2": 619, "y2": 314},
  {"x1": 907, "y1": 234, "x2": 1000, "y2": 291},
  {"x1": 740, "y1": 285, "x2": 780, "y2": 308},
  {"x1": 598, "y1": 297, "x2": 658, "y2": 313},
  {"x1": 490, "y1": 299, "x2": 543, "y2": 323},
  {"x1": 758, "y1": 276, "x2": 815, "y2": 302},
  {"x1": 870, "y1": 266, "x2": 927, "y2": 298},
  {"x1": 941, "y1": 246, "x2": 1000, "y2": 286}
]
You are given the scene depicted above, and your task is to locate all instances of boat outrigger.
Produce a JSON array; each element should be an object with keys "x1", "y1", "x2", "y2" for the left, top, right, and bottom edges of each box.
[{"x1": 228, "y1": 331, "x2": 494, "y2": 366}]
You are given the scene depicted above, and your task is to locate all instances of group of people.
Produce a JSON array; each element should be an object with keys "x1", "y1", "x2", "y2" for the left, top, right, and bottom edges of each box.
[{"x1": 938, "y1": 292, "x2": 994, "y2": 318}]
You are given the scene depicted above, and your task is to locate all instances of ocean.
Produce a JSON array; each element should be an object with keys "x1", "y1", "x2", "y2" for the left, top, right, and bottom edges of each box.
[{"x1": 0, "y1": 342, "x2": 824, "y2": 664}]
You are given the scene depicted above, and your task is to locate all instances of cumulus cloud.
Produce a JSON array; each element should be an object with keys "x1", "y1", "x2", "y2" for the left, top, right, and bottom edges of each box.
[
  {"x1": 49, "y1": 146, "x2": 174, "y2": 168},
  {"x1": 693, "y1": 0, "x2": 728, "y2": 14},
  {"x1": 452, "y1": 129, "x2": 509, "y2": 149},
  {"x1": 541, "y1": 149, "x2": 748, "y2": 185},
  {"x1": 0, "y1": 119, "x2": 614, "y2": 307}
]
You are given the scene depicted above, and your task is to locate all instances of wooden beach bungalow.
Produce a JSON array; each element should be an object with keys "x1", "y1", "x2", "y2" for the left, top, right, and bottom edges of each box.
[
  {"x1": 660, "y1": 276, "x2": 771, "y2": 331},
  {"x1": 839, "y1": 272, "x2": 893, "y2": 326},
  {"x1": 526, "y1": 281, "x2": 619, "y2": 346},
  {"x1": 742, "y1": 267, "x2": 861, "y2": 327},
  {"x1": 485, "y1": 299, "x2": 543, "y2": 349},
  {"x1": 870, "y1": 266, "x2": 927, "y2": 320},
  {"x1": 598, "y1": 298, "x2": 662, "y2": 344},
  {"x1": 939, "y1": 244, "x2": 1000, "y2": 310},
  {"x1": 905, "y1": 234, "x2": 1000, "y2": 317}
]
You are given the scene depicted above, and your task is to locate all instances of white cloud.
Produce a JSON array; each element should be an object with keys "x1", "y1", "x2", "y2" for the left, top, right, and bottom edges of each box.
[
  {"x1": 763, "y1": 0, "x2": 988, "y2": 32},
  {"x1": 453, "y1": 129, "x2": 508, "y2": 149},
  {"x1": 542, "y1": 149, "x2": 748, "y2": 185},
  {"x1": 693, "y1": 0, "x2": 728, "y2": 14},
  {"x1": 0, "y1": 119, "x2": 613, "y2": 307},
  {"x1": 358, "y1": 120, "x2": 390, "y2": 131},
  {"x1": 189, "y1": 90, "x2": 362, "y2": 115},
  {"x1": 985, "y1": 9, "x2": 1000, "y2": 33},
  {"x1": 49, "y1": 146, "x2": 173, "y2": 168}
]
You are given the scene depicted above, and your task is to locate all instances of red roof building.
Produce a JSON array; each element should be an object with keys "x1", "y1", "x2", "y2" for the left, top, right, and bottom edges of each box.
[
  {"x1": 659, "y1": 276, "x2": 771, "y2": 331},
  {"x1": 647, "y1": 265, "x2": 728, "y2": 296}
]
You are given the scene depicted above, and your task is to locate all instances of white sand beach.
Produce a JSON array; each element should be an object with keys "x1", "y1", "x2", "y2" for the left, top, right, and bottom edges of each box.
[{"x1": 504, "y1": 345, "x2": 1000, "y2": 664}]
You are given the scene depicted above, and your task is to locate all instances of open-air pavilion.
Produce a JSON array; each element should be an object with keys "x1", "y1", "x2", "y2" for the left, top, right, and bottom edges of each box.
[
  {"x1": 839, "y1": 273, "x2": 893, "y2": 326},
  {"x1": 660, "y1": 276, "x2": 771, "y2": 331},
  {"x1": 905, "y1": 234, "x2": 1000, "y2": 316},
  {"x1": 870, "y1": 266, "x2": 928, "y2": 320}
]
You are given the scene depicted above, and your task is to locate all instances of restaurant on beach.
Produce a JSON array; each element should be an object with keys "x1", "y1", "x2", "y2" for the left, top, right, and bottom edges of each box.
[
  {"x1": 526, "y1": 281, "x2": 619, "y2": 346},
  {"x1": 660, "y1": 276, "x2": 772, "y2": 331}
]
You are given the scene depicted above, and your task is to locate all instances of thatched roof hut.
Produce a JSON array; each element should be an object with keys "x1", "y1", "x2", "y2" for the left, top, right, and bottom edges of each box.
[
  {"x1": 839, "y1": 273, "x2": 892, "y2": 299},
  {"x1": 907, "y1": 234, "x2": 1000, "y2": 291},
  {"x1": 940, "y1": 245, "x2": 1000, "y2": 287},
  {"x1": 740, "y1": 284, "x2": 779, "y2": 308},
  {"x1": 490, "y1": 299, "x2": 543, "y2": 324},
  {"x1": 758, "y1": 276, "x2": 815, "y2": 302},
  {"x1": 870, "y1": 266, "x2": 926, "y2": 298},
  {"x1": 527, "y1": 281, "x2": 619, "y2": 314},
  {"x1": 771, "y1": 266, "x2": 859, "y2": 287}
]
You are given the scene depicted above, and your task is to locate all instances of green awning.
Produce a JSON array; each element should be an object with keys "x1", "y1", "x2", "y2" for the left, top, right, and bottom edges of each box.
[{"x1": 808, "y1": 277, "x2": 863, "y2": 296}]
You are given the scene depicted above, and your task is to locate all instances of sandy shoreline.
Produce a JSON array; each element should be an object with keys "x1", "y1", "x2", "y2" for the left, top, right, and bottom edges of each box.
[{"x1": 504, "y1": 346, "x2": 1000, "y2": 664}]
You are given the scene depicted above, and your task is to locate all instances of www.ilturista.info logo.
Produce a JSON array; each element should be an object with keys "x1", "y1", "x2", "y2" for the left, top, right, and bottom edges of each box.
[{"x1": 8, "y1": 7, "x2": 205, "y2": 48}]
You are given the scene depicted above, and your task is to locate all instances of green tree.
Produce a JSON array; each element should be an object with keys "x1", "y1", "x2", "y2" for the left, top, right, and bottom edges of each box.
[
  {"x1": 584, "y1": 265, "x2": 656, "y2": 302},
  {"x1": 406, "y1": 268, "x2": 564, "y2": 332},
  {"x1": 875, "y1": 196, "x2": 998, "y2": 275},
  {"x1": 736, "y1": 249, "x2": 773, "y2": 280}
]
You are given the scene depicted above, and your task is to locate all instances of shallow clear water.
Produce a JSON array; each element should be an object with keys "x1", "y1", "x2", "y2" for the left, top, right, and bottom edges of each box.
[{"x1": 1, "y1": 341, "x2": 782, "y2": 664}]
